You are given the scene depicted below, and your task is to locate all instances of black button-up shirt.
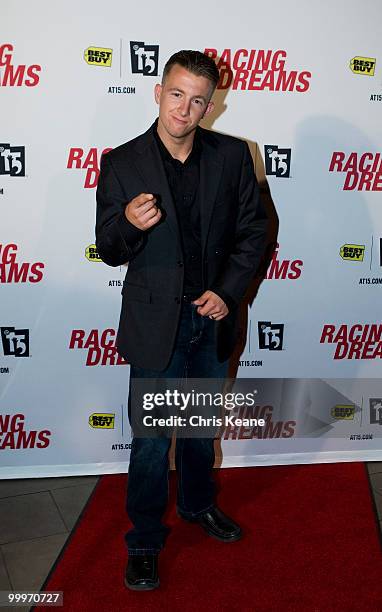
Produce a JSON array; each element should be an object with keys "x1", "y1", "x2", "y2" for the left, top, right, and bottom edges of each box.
[{"x1": 154, "y1": 123, "x2": 203, "y2": 298}]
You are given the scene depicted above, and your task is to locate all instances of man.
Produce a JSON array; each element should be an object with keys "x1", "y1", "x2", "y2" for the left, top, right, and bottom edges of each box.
[{"x1": 96, "y1": 50, "x2": 268, "y2": 591}]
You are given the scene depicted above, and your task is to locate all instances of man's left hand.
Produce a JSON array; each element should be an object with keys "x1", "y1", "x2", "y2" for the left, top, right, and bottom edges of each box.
[{"x1": 193, "y1": 291, "x2": 228, "y2": 321}]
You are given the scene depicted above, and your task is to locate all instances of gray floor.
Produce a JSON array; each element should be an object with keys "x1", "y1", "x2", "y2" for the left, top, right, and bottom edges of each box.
[
  {"x1": 0, "y1": 475, "x2": 99, "y2": 610},
  {"x1": 0, "y1": 464, "x2": 381, "y2": 605}
]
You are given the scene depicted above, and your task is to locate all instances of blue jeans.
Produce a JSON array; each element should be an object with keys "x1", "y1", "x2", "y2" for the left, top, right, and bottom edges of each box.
[{"x1": 126, "y1": 301, "x2": 229, "y2": 554}]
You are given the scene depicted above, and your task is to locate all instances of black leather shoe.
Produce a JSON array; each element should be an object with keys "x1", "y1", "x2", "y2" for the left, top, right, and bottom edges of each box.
[
  {"x1": 179, "y1": 506, "x2": 242, "y2": 542},
  {"x1": 125, "y1": 554, "x2": 159, "y2": 590}
]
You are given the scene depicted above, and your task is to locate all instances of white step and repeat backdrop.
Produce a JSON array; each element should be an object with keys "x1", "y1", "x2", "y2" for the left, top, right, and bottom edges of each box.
[{"x1": 1, "y1": 0, "x2": 382, "y2": 477}]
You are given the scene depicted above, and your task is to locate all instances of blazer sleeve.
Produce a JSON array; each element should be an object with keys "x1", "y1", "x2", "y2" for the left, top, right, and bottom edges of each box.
[
  {"x1": 210, "y1": 141, "x2": 268, "y2": 305},
  {"x1": 95, "y1": 152, "x2": 144, "y2": 267}
]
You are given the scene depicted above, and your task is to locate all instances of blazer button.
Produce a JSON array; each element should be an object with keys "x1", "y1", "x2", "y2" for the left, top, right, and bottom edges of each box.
[{"x1": 175, "y1": 297, "x2": 181, "y2": 304}]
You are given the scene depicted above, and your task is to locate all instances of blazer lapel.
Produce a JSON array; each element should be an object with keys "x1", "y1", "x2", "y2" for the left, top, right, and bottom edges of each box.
[
  {"x1": 133, "y1": 127, "x2": 181, "y2": 247},
  {"x1": 199, "y1": 135, "x2": 225, "y2": 258}
]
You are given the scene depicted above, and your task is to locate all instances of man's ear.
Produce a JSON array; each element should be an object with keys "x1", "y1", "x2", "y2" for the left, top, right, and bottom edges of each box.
[
  {"x1": 203, "y1": 100, "x2": 215, "y2": 117},
  {"x1": 154, "y1": 83, "x2": 162, "y2": 105}
]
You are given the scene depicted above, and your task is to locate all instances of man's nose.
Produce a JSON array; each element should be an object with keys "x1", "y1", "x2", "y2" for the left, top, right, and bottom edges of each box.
[{"x1": 178, "y1": 98, "x2": 191, "y2": 116}]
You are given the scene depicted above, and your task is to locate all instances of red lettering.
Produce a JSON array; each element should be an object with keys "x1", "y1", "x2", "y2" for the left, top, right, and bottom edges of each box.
[
  {"x1": 238, "y1": 426, "x2": 253, "y2": 439},
  {"x1": 217, "y1": 67, "x2": 232, "y2": 89},
  {"x1": 371, "y1": 342, "x2": 382, "y2": 359},
  {"x1": 0, "y1": 44, "x2": 13, "y2": 66},
  {"x1": 203, "y1": 48, "x2": 217, "y2": 60},
  {"x1": 101, "y1": 346, "x2": 119, "y2": 365},
  {"x1": 348, "y1": 325, "x2": 363, "y2": 343},
  {"x1": 83, "y1": 148, "x2": 98, "y2": 170},
  {"x1": 217, "y1": 49, "x2": 231, "y2": 69},
  {"x1": 232, "y1": 49, "x2": 248, "y2": 70},
  {"x1": 358, "y1": 172, "x2": 374, "y2": 190},
  {"x1": 0, "y1": 432, "x2": 15, "y2": 449},
  {"x1": 224, "y1": 422, "x2": 240, "y2": 439},
  {"x1": 0, "y1": 414, "x2": 24, "y2": 432},
  {"x1": 86, "y1": 347, "x2": 101, "y2": 365},
  {"x1": 100, "y1": 329, "x2": 115, "y2": 348},
  {"x1": 320, "y1": 325, "x2": 336, "y2": 343},
  {"x1": 2, "y1": 64, "x2": 26, "y2": 86},
  {"x1": 282, "y1": 421, "x2": 296, "y2": 438},
  {"x1": 69, "y1": 330, "x2": 85, "y2": 349},
  {"x1": 359, "y1": 153, "x2": 373, "y2": 172},
  {"x1": 16, "y1": 430, "x2": 37, "y2": 449},
  {"x1": 288, "y1": 260, "x2": 303, "y2": 279},
  {"x1": 347, "y1": 342, "x2": 363, "y2": 359},
  {"x1": 8, "y1": 262, "x2": 29, "y2": 283},
  {"x1": 0, "y1": 415, "x2": 10, "y2": 432},
  {"x1": 329, "y1": 152, "x2": 345, "y2": 172},
  {"x1": 267, "y1": 256, "x2": 289, "y2": 279},
  {"x1": 372, "y1": 172, "x2": 382, "y2": 191},
  {"x1": 343, "y1": 152, "x2": 358, "y2": 173},
  {"x1": 67, "y1": 148, "x2": 84, "y2": 169},
  {"x1": 333, "y1": 342, "x2": 348, "y2": 359},
  {"x1": 84, "y1": 330, "x2": 99, "y2": 349},
  {"x1": 334, "y1": 325, "x2": 348, "y2": 343},
  {"x1": 250, "y1": 425, "x2": 264, "y2": 439},
  {"x1": 371, "y1": 153, "x2": 382, "y2": 173},
  {"x1": 0, "y1": 244, "x2": 17, "y2": 264},
  {"x1": 276, "y1": 70, "x2": 297, "y2": 91},
  {"x1": 232, "y1": 69, "x2": 249, "y2": 90},
  {"x1": 271, "y1": 50, "x2": 286, "y2": 71},
  {"x1": 263, "y1": 419, "x2": 283, "y2": 438},
  {"x1": 296, "y1": 71, "x2": 311, "y2": 92},
  {"x1": 369, "y1": 325, "x2": 382, "y2": 343},
  {"x1": 28, "y1": 262, "x2": 44, "y2": 282},
  {"x1": 248, "y1": 70, "x2": 263, "y2": 90},
  {"x1": 37, "y1": 430, "x2": 51, "y2": 448},
  {"x1": 362, "y1": 341, "x2": 377, "y2": 359},
  {"x1": 84, "y1": 168, "x2": 99, "y2": 188},
  {"x1": 260, "y1": 70, "x2": 275, "y2": 90},
  {"x1": 25, "y1": 64, "x2": 41, "y2": 87},
  {"x1": 343, "y1": 171, "x2": 358, "y2": 190}
]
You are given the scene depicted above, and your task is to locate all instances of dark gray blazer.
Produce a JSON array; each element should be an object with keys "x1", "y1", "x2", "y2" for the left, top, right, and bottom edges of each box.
[{"x1": 96, "y1": 123, "x2": 268, "y2": 371}]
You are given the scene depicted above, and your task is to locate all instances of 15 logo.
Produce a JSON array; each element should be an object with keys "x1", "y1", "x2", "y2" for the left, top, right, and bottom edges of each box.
[
  {"x1": 1, "y1": 327, "x2": 29, "y2": 357},
  {"x1": 258, "y1": 322, "x2": 284, "y2": 350},
  {"x1": 370, "y1": 398, "x2": 382, "y2": 425},
  {"x1": 0, "y1": 144, "x2": 25, "y2": 177},
  {"x1": 264, "y1": 145, "x2": 291, "y2": 178},
  {"x1": 130, "y1": 41, "x2": 159, "y2": 76}
]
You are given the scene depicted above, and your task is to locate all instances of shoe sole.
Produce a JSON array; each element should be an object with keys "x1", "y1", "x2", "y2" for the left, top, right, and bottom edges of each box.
[
  {"x1": 200, "y1": 526, "x2": 242, "y2": 543},
  {"x1": 178, "y1": 513, "x2": 242, "y2": 543},
  {"x1": 124, "y1": 577, "x2": 160, "y2": 591}
]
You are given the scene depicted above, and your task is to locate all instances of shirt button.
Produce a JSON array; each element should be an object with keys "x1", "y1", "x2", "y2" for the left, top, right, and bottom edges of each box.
[{"x1": 177, "y1": 261, "x2": 183, "y2": 267}]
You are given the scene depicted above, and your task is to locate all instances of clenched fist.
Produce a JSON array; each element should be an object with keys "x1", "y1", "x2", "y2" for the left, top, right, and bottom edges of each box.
[{"x1": 125, "y1": 193, "x2": 162, "y2": 230}]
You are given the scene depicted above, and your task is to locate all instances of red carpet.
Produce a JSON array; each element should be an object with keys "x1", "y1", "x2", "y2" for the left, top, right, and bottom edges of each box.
[{"x1": 37, "y1": 463, "x2": 382, "y2": 611}]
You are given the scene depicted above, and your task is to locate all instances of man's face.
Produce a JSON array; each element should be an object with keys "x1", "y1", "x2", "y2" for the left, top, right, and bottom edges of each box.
[{"x1": 154, "y1": 64, "x2": 215, "y2": 140}]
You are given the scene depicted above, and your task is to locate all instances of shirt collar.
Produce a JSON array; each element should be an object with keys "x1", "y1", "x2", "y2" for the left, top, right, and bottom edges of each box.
[{"x1": 153, "y1": 118, "x2": 201, "y2": 165}]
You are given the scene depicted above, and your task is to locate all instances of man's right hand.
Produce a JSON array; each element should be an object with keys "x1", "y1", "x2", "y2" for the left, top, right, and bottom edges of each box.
[{"x1": 125, "y1": 193, "x2": 162, "y2": 230}]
